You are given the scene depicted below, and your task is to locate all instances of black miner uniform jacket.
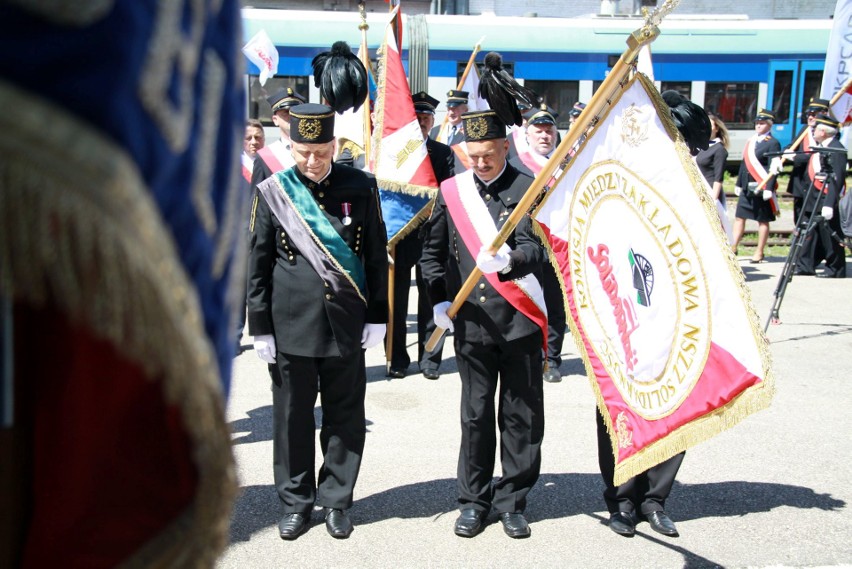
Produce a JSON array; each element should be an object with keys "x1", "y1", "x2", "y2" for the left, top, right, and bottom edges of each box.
[
  {"x1": 805, "y1": 136, "x2": 847, "y2": 213},
  {"x1": 420, "y1": 163, "x2": 546, "y2": 346},
  {"x1": 785, "y1": 126, "x2": 813, "y2": 200},
  {"x1": 247, "y1": 163, "x2": 389, "y2": 358}
]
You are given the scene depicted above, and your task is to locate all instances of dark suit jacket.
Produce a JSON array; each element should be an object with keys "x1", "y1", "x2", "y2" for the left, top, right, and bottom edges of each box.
[
  {"x1": 736, "y1": 134, "x2": 781, "y2": 187},
  {"x1": 419, "y1": 163, "x2": 545, "y2": 346},
  {"x1": 785, "y1": 126, "x2": 813, "y2": 198},
  {"x1": 804, "y1": 136, "x2": 847, "y2": 212},
  {"x1": 247, "y1": 163, "x2": 389, "y2": 358},
  {"x1": 430, "y1": 122, "x2": 465, "y2": 146}
]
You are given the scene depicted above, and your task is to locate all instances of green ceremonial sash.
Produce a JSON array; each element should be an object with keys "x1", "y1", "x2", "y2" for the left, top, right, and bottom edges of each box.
[{"x1": 259, "y1": 168, "x2": 366, "y2": 302}]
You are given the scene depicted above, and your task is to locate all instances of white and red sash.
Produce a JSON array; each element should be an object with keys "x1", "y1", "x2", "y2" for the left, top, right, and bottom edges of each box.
[
  {"x1": 241, "y1": 152, "x2": 254, "y2": 182},
  {"x1": 511, "y1": 126, "x2": 529, "y2": 157},
  {"x1": 516, "y1": 147, "x2": 548, "y2": 175},
  {"x1": 256, "y1": 138, "x2": 295, "y2": 175},
  {"x1": 441, "y1": 171, "x2": 548, "y2": 349},
  {"x1": 451, "y1": 142, "x2": 471, "y2": 171},
  {"x1": 744, "y1": 135, "x2": 779, "y2": 214}
]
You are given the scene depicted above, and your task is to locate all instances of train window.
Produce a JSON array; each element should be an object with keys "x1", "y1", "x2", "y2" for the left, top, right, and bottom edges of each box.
[
  {"x1": 770, "y1": 70, "x2": 793, "y2": 124},
  {"x1": 704, "y1": 82, "x2": 759, "y2": 128},
  {"x1": 660, "y1": 82, "x2": 691, "y2": 100},
  {"x1": 247, "y1": 75, "x2": 310, "y2": 125},
  {"x1": 524, "y1": 80, "x2": 579, "y2": 131},
  {"x1": 799, "y1": 70, "x2": 824, "y2": 124}
]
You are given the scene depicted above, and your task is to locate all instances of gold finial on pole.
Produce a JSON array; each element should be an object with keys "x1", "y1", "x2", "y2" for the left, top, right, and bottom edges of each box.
[{"x1": 358, "y1": 1, "x2": 368, "y2": 31}]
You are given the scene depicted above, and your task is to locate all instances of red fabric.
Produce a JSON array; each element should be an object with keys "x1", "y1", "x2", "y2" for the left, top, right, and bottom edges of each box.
[
  {"x1": 551, "y1": 233, "x2": 761, "y2": 463},
  {"x1": 16, "y1": 304, "x2": 198, "y2": 569}
]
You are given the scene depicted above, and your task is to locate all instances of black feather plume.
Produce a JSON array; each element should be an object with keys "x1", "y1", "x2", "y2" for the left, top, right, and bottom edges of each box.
[
  {"x1": 311, "y1": 41, "x2": 368, "y2": 114},
  {"x1": 662, "y1": 90, "x2": 711, "y2": 156},
  {"x1": 478, "y1": 52, "x2": 541, "y2": 126}
]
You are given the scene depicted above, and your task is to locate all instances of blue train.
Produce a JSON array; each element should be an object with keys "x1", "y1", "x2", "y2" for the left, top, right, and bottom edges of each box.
[{"x1": 242, "y1": 8, "x2": 833, "y2": 162}]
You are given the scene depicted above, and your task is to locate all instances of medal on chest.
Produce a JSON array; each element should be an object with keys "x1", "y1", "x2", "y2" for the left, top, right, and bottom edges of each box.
[{"x1": 341, "y1": 202, "x2": 352, "y2": 226}]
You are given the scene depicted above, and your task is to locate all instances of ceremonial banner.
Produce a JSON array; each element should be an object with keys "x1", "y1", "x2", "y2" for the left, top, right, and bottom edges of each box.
[
  {"x1": 242, "y1": 29, "x2": 279, "y2": 86},
  {"x1": 821, "y1": 0, "x2": 852, "y2": 123},
  {"x1": 0, "y1": 2, "x2": 240, "y2": 565},
  {"x1": 371, "y1": 22, "x2": 439, "y2": 245},
  {"x1": 535, "y1": 75, "x2": 774, "y2": 485}
]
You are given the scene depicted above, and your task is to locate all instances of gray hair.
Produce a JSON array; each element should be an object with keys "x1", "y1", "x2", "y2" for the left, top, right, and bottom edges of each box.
[{"x1": 816, "y1": 124, "x2": 838, "y2": 138}]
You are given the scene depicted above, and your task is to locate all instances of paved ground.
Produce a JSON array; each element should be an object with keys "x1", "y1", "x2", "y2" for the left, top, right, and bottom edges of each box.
[{"x1": 220, "y1": 251, "x2": 851, "y2": 569}]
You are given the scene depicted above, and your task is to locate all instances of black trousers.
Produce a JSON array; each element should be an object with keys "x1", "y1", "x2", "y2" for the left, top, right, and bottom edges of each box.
[
  {"x1": 389, "y1": 233, "x2": 444, "y2": 371},
  {"x1": 455, "y1": 333, "x2": 544, "y2": 514},
  {"x1": 796, "y1": 210, "x2": 847, "y2": 277},
  {"x1": 270, "y1": 351, "x2": 366, "y2": 515},
  {"x1": 542, "y1": 259, "x2": 567, "y2": 369},
  {"x1": 596, "y1": 410, "x2": 684, "y2": 516}
]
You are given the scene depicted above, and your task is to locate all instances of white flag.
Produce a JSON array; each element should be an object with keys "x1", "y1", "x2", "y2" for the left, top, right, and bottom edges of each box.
[
  {"x1": 461, "y1": 64, "x2": 490, "y2": 112},
  {"x1": 820, "y1": 0, "x2": 852, "y2": 123},
  {"x1": 636, "y1": 45, "x2": 655, "y2": 82},
  {"x1": 242, "y1": 30, "x2": 279, "y2": 86}
]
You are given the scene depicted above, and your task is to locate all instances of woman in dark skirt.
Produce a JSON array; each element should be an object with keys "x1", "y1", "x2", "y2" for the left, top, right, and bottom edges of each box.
[{"x1": 731, "y1": 109, "x2": 782, "y2": 263}]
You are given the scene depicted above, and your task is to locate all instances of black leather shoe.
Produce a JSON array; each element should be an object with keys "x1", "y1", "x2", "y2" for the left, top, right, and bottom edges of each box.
[
  {"x1": 499, "y1": 512, "x2": 531, "y2": 538},
  {"x1": 278, "y1": 513, "x2": 309, "y2": 540},
  {"x1": 543, "y1": 368, "x2": 562, "y2": 383},
  {"x1": 816, "y1": 273, "x2": 844, "y2": 278},
  {"x1": 608, "y1": 511, "x2": 635, "y2": 537},
  {"x1": 793, "y1": 270, "x2": 815, "y2": 276},
  {"x1": 387, "y1": 368, "x2": 406, "y2": 378},
  {"x1": 422, "y1": 369, "x2": 440, "y2": 380},
  {"x1": 324, "y1": 508, "x2": 354, "y2": 539},
  {"x1": 454, "y1": 508, "x2": 486, "y2": 538},
  {"x1": 646, "y1": 510, "x2": 679, "y2": 537}
]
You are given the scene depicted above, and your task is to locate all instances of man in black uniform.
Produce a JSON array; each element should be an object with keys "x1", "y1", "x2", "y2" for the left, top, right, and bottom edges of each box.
[
  {"x1": 387, "y1": 92, "x2": 455, "y2": 379},
  {"x1": 430, "y1": 89, "x2": 469, "y2": 145},
  {"x1": 509, "y1": 104, "x2": 567, "y2": 384},
  {"x1": 776, "y1": 98, "x2": 830, "y2": 224},
  {"x1": 251, "y1": 88, "x2": 307, "y2": 185},
  {"x1": 420, "y1": 109, "x2": 547, "y2": 539},
  {"x1": 247, "y1": 104, "x2": 389, "y2": 540},
  {"x1": 795, "y1": 114, "x2": 847, "y2": 278}
]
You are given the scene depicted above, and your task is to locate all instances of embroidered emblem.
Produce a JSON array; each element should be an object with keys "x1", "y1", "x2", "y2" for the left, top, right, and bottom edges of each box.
[
  {"x1": 615, "y1": 412, "x2": 633, "y2": 449},
  {"x1": 466, "y1": 117, "x2": 489, "y2": 140},
  {"x1": 299, "y1": 118, "x2": 322, "y2": 140},
  {"x1": 619, "y1": 103, "x2": 649, "y2": 148}
]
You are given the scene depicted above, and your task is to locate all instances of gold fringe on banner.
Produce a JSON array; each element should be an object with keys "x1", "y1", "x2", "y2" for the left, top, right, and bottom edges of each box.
[
  {"x1": 387, "y1": 199, "x2": 435, "y2": 248},
  {"x1": 0, "y1": 80, "x2": 236, "y2": 567}
]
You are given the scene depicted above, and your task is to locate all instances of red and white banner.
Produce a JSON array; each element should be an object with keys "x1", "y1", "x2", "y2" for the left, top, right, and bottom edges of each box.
[
  {"x1": 821, "y1": 0, "x2": 852, "y2": 124},
  {"x1": 242, "y1": 29, "x2": 279, "y2": 86},
  {"x1": 534, "y1": 76, "x2": 774, "y2": 485}
]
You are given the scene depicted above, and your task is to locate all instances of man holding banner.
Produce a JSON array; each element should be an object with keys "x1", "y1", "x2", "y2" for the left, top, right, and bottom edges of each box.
[{"x1": 420, "y1": 109, "x2": 547, "y2": 539}]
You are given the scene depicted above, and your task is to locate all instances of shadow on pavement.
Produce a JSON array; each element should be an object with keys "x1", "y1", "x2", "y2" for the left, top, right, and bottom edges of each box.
[
  {"x1": 740, "y1": 265, "x2": 773, "y2": 282},
  {"x1": 227, "y1": 475, "x2": 844, "y2": 544},
  {"x1": 230, "y1": 405, "x2": 374, "y2": 444}
]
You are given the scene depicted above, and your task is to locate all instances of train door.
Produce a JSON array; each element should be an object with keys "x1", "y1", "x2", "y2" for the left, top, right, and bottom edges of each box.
[{"x1": 767, "y1": 59, "x2": 824, "y2": 149}]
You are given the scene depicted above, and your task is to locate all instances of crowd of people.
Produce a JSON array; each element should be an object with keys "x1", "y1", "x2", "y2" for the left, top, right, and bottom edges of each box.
[{"x1": 240, "y1": 48, "x2": 847, "y2": 544}]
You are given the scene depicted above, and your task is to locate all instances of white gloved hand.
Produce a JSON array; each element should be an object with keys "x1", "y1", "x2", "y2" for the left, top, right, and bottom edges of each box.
[
  {"x1": 769, "y1": 157, "x2": 783, "y2": 175},
  {"x1": 361, "y1": 323, "x2": 386, "y2": 349},
  {"x1": 822, "y1": 206, "x2": 835, "y2": 221},
  {"x1": 762, "y1": 190, "x2": 773, "y2": 201},
  {"x1": 476, "y1": 243, "x2": 512, "y2": 274},
  {"x1": 734, "y1": 186, "x2": 742, "y2": 197},
  {"x1": 253, "y1": 334, "x2": 276, "y2": 364},
  {"x1": 432, "y1": 301, "x2": 454, "y2": 333},
  {"x1": 782, "y1": 150, "x2": 797, "y2": 161}
]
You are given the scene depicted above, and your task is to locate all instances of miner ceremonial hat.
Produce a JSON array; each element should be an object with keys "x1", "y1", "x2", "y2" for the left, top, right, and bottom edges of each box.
[
  {"x1": 289, "y1": 103, "x2": 335, "y2": 144},
  {"x1": 754, "y1": 108, "x2": 775, "y2": 122},
  {"x1": 446, "y1": 89, "x2": 469, "y2": 108},
  {"x1": 524, "y1": 103, "x2": 558, "y2": 126},
  {"x1": 814, "y1": 113, "x2": 840, "y2": 129},
  {"x1": 267, "y1": 87, "x2": 307, "y2": 113},
  {"x1": 462, "y1": 109, "x2": 506, "y2": 142},
  {"x1": 570, "y1": 102, "x2": 586, "y2": 117},
  {"x1": 412, "y1": 91, "x2": 439, "y2": 114}
]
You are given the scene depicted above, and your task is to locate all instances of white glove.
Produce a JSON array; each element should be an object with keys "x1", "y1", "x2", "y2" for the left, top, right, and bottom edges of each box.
[
  {"x1": 361, "y1": 323, "x2": 386, "y2": 349},
  {"x1": 762, "y1": 190, "x2": 773, "y2": 201},
  {"x1": 822, "y1": 206, "x2": 834, "y2": 221},
  {"x1": 253, "y1": 334, "x2": 276, "y2": 364},
  {"x1": 782, "y1": 150, "x2": 797, "y2": 161},
  {"x1": 476, "y1": 243, "x2": 512, "y2": 274},
  {"x1": 769, "y1": 157, "x2": 783, "y2": 176},
  {"x1": 734, "y1": 186, "x2": 742, "y2": 197},
  {"x1": 432, "y1": 301, "x2": 454, "y2": 333}
]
